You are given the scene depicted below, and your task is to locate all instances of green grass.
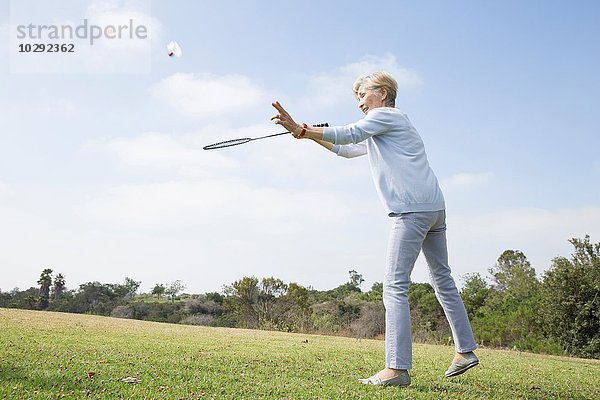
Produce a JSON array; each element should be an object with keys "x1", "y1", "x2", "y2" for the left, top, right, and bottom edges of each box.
[{"x1": 1, "y1": 309, "x2": 598, "y2": 399}]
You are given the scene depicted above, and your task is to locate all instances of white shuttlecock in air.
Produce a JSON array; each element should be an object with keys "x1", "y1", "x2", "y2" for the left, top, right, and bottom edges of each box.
[{"x1": 167, "y1": 41, "x2": 182, "y2": 58}]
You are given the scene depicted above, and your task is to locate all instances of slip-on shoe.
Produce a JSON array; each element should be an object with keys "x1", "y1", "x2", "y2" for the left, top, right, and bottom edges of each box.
[
  {"x1": 358, "y1": 370, "x2": 410, "y2": 387},
  {"x1": 445, "y1": 352, "x2": 479, "y2": 377}
]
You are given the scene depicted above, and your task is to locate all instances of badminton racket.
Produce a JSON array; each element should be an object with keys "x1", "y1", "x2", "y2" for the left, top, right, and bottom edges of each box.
[{"x1": 203, "y1": 123, "x2": 329, "y2": 150}]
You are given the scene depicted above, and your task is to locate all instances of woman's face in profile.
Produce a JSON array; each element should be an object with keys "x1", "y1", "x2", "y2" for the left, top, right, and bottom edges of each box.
[{"x1": 357, "y1": 86, "x2": 385, "y2": 115}]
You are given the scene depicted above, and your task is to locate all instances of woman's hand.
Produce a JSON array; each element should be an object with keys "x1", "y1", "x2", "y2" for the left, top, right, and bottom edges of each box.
[
  {"x1": 271, "y1": 101, "x2": 326, "y2": 142},
  {"x1": 271, "y1": 101, "x2": 302, "y2": 138}
]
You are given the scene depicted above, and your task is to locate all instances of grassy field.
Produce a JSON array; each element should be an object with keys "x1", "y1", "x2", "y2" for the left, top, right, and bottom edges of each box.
[{"x1": 1, "y1": 309, "x2": 598, "y2": 399}]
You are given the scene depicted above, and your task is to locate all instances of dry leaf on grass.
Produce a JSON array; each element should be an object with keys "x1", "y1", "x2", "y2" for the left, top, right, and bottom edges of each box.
[{"x1": 120, "y1": 377, "x2": 142, "y2": 384}]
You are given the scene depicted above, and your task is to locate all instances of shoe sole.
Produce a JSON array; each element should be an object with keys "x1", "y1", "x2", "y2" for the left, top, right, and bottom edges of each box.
[
  {"x1": 383, "y1": 381, "x2": 411, "y2": 388},
  {"x1": 358, "y1": 375, "x2": 411, "y2": 387},
  {"x1": 445, "y1": 360, "x2": 479, "y2": 377}
]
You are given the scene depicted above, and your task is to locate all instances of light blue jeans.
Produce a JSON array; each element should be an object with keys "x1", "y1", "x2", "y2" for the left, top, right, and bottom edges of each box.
[{"x1": 384, "y1": 210, "x2": 477, "y2": 369}]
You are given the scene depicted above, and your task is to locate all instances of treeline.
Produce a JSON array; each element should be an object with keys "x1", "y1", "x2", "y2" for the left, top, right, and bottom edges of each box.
[{"x1": 1, "y1": 236, "x2": 598, "y2": 359}]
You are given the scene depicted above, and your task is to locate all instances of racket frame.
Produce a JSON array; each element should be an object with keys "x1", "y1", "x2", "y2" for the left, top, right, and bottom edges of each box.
[{"x1": 202, "y1": 123, "x2": 328, "y2": 150}]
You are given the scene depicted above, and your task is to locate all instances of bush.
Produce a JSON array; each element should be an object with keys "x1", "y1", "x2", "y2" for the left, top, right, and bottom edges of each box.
[
  {"x1": 350, "y1": 302, "x2": 385, "y2": 338},
  {"x1": 541, "y1": 236, "x2": 600, "y2": 358},
  {"x1": 181, "y1": 314, "x2": 214, "y2": 326},
  {"x1": 310, "y1": 302, "x2": 341, "y2": 334},
  {"x1": 111, "y1": 305, "x2": 134, "y2": 319},
  {"x1": 409, "y1": 283, "x2": 450, "y2": 344},
  {"x1": 185, "y1": 297, "x2": 219, "y2": 315},
  {"x1": 129, "y1": 301, "x2": 187, "y2": 323}
]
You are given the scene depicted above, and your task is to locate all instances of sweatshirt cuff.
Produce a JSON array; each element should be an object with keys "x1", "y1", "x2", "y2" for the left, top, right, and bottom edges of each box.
[
  {"x1": 330, "y1": 144, "x2": 341, "y2": 154},
  {"x1": 322, "y1": 127, "x2": 336, "y2": 144}
]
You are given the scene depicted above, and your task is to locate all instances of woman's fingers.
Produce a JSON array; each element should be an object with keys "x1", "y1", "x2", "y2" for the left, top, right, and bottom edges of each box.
[
  {"x1": 271, "y1": 102, "x2": 286, "y2": 123},
  {"x1": 271, "y1": 101, "x2": 301, "y2": 138},
  {"x1": 272, "y1": 101, "x2": 290, "y2": 117}
]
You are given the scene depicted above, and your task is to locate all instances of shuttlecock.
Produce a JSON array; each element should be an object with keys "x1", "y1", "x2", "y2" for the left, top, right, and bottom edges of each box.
[{"x1": 167, "y1": 41, "x2": 182, "y2": 58}]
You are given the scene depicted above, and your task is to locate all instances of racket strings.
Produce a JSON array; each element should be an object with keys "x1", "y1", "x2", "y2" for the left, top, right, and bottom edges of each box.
[
  {"x1": 202, "y1": 138, "x2": 252, "y2": 150},
  {"x1": 202, "y1": 123, "x2": 328, "y2": 150}
]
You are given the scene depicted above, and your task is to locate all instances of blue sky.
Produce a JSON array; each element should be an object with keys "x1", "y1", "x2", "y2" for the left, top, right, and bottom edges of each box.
[{"x1": 1, "y1": 0, "x2": 599, "y2": 294}]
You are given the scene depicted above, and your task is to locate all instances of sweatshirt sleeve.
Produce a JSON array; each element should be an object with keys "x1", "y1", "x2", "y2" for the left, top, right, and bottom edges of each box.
[
  {"x1": 322, "y1": 108, "x2": 393, "y2": 145},
  {"x1": 330, "y1": 142, "x2": 368, "y2": 158}
]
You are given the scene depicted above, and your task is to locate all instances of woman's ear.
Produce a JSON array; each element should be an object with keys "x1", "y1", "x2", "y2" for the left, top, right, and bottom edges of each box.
[{"x1": 380, "y1": 88, "x2": 388, "y2": 102}]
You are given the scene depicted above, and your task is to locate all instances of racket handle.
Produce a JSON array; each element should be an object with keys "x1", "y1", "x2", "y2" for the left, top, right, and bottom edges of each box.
[{"x1": 311, "y1": 123, "x2": 329, "y2": 127}]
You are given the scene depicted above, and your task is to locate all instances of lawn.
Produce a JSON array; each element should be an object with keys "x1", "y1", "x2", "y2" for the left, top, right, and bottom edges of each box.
[{"x1": 1, "y1": 308, "x2": 598, "y2": 399}]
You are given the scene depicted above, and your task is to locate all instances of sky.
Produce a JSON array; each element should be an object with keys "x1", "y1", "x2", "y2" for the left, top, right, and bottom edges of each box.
[{"x1": 1, "y1": 0, "x2": 599, "y2": 295}]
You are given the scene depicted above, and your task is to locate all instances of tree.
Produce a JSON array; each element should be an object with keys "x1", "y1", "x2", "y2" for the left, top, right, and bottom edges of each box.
[
  {"x1": 205, "y1": 292, "x2": 224, "y2": 304},
  {"x1": 260, "y1": 277, "x2": 287, "y2": 298},
  {"x1": 123, "y1": 277, "x2": 141, "y2": 298},
  {"x1": 286, "y1": 282, "x2": 310, "y2": 311},
  {"x1": 72, "y1": 282, "x2": 119, "y2": 314},
  {"x1": 257, "y1": 277, "x2": 288, "y2": 328},
  {"x1": 331, "y1": 270, "x2": 364, "y2": 298},
  {"x1": 472, "y1": 251, "x2": 543, "y2": 350},
  {"x1": 111, "y1": 277, "x2": 141, "y2": 300},
  {"x1": 281, "y1": 282, "x2": 311, "y2": 332},
  {"x1": 541, "y1": 236, "x2": 600, "y2": 358},
  {"x1": 165, "y1": 280, "x2": 185, "y2": 303},
  {"x1": 52, "y1": 273, "x2": 66, "y2": 300},
  {"x1": 488, "y1": 250, "x2": 538, "y2": 298},
  {"x1": 223, "y1": 277, "x2": 259, "y2": 328},
  {"x1": 0, "y1": 289, "x2": 11, "y2": 308},
  {"x1": 37, "y1": 268, "x2": 53, "y2": 309},
  {"x1": 408, "y1": 283, "x2": 449, "y2": 342},
  {"x1": 348, "y1": 270, "x2": 364, "y2": 288},
  {"x1": 460, "y1": 273, "x2": 490, "y2": 320},
  {"x1": 364, "y1": 282, "x2": 383, "y2": 302},
  {"x1": 26, "y1": 293, "x2": 38, "y2": 309},
  {"x1": 152, "y1": 284, "x2": 166, "y2": 300}
]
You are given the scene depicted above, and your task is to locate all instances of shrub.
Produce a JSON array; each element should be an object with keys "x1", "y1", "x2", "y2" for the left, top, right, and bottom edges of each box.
[
  {"x1": 350, "y1": 302, "x2": 385, "y2": 338},
  {"x1": 181, "y1": 314, "x2": 215, "y2": 326},
  {"x1": 111, "y1": 305, "x2": 133, "y2": 319}
]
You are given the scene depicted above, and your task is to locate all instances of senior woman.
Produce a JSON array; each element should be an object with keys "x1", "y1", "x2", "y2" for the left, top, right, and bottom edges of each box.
[{"x1": 271, "y1": 71, "x2": 479, "y2": 387}]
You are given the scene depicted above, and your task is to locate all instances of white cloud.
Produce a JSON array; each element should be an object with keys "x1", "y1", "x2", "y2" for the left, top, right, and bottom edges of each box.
[
  {"x1": 339, "y1": 54, "x2": 423, "y2": 87},
  {"x1": 150, "y1": 73, "x2": 267, "y2": 117},
  {"x1": 0, "y1": 181, "x2": 13, "y2": 198},
  {"x1": 76, "y1": 179, "x2": 355, "y2": 231},
  {"x1": 30, "y1": 98, "x2": 78, "y2": 116},
  {"x1": 86, "y1": 1, "x2": 160, "y2": 49},
  {"x1": 441, "y1": 171, "x2": 494, "y2": 191},
  {"x1": 82, "y1": 124, "x2": 379, "y2": 234},
  {"x1": 302, "y1": 53, "x2": 422, "y2": 110},
  {"x1": 386, "y1": 205, "x2": 600, "y2": 290},
  {"x1": 79, "y1": 1, "x2": 163, "y2": 73},
  {"x1": 0, "y1": 21, "x2": 7, "y2": 36},
  {"x1": 1, "y1": 20, "x2": 12, "y2": 54},
  {"x1": 89, "y1": 132, "x2": 237, "y2": 177},
  {"x1": 441, "y1": 206, "x2": 600, "y2": 281},
  {"x1": 239, "y1": 130, "x2": 374, "y2": 188},
  {"x1": 457, "y1": 206, "x2": 600, "y2": 239}
]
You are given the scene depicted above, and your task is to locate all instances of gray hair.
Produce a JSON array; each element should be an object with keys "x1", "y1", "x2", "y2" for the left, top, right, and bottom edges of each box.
[{"x1": 352, "y1": 71, "x2": 398, "y2": 107}]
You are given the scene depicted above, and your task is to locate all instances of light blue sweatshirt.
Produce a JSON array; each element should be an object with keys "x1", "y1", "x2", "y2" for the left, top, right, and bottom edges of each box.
[{"x1": 322, "y1": 107, "x2": 445, "y2": 216}]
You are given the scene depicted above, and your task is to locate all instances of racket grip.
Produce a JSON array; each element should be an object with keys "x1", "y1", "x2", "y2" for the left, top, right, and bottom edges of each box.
[{"x1": 311, "y1": 123, "x2": 329, "y2": 127}]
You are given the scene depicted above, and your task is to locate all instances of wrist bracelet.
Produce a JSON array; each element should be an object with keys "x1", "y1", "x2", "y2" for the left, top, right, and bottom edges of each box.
[{"x1": 299, "y1": 123, "x2": 308, "y2": 138}]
